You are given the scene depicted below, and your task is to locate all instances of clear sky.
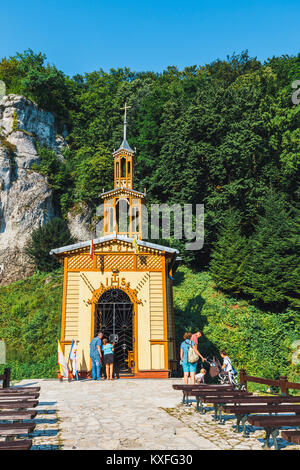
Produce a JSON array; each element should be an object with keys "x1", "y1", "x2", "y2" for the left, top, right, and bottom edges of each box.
[{"x1": 1, "y1": 0, "x2": 299, "y2": 77}]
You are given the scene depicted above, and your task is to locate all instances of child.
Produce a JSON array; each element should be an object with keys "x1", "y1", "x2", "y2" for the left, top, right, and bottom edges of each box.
[
  {"x1": 101, "y1": 339, "x2": 114, "y2": 380},
  {"x1": 195, "y1": 368, "x2": 206, "y2": 384},
  {"x1": 220, "y1": 350, "x2": 234, "y2": 383}
]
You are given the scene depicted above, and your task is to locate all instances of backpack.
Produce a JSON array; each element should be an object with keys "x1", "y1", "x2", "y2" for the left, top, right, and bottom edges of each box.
[
  {"x1": 187, "y1": 340, "x2": 199, "y2": 363},
  {"x1": 209, "y1": 356, "x2": 221, "y2": 378}
]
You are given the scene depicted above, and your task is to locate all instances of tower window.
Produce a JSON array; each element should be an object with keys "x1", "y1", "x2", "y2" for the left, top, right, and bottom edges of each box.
[{"x1": 121, "y1": 157, "x2": 126, "y2": 178}]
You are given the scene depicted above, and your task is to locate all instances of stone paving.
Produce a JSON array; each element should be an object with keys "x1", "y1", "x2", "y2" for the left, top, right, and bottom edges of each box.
[{"x1": 10, "y1": 378, "x2": 300, "y2": 450}]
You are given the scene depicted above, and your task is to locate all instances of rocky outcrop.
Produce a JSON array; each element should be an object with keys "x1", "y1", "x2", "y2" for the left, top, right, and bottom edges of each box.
[
  {"x1": 0, "y1": 94, "x2": 65, "y2": 285},
  {"x1": 67, "y1": 203, "x2": 94, "y2": 242}
]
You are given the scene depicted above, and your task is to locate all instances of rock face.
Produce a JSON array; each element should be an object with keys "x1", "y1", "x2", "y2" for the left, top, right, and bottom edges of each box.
[
  {"x1": 67, "y1": 203, "x2": 94, "y2": 243},
  {"x1": 0, "y1": 94, "x2": 66, "y2": 285}
]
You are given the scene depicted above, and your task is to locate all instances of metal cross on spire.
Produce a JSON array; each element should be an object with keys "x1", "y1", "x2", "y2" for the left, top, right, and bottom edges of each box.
[{"x1": 120, "y1": 102, "x2": 132, "y2": 141}]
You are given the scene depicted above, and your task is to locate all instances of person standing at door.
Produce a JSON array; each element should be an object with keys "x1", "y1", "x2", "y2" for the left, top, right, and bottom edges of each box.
[
  {"x1": 102, "y1": 338, "x2": 114, "y2": 380},
  {"x1": 90, "y1": 332, "x2": 103, "y2": 381}
]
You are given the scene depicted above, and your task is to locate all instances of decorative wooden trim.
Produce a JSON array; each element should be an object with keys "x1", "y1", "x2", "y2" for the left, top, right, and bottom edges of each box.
[
  {"x1": 149, "y1": 339, "x2": 169, "y2": 344},
  {"x1": 88, "y1": 273, "x2": 141, "y2": 375},
  {"x1": 60, "y1": 258, "x2": 68, "y2": 352},
  {"x1": 134, "y1": 370, "x2": 170, "y2": 379},
  {"x1": 169, "y1": 268, "x2": 177, "y2": 361},
  {"x1": 134, "y1": 302, "x2": 138, "y2": 374},
  {"x1": 89, "y1": 302, "x2": 96, "y2": 372},
  {"x1": 161, "y1": 256, "x2": 169, "y2": 370}
]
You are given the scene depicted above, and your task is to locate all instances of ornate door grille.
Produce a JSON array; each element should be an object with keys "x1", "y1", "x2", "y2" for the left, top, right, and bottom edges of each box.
[{"x1": 96, "y1": 289, "x2": 133, "y2": 373}]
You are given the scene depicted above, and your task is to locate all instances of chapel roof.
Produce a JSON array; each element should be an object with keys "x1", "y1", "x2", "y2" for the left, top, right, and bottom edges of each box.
[{"x1": 50, "y1": 234, "x2": 179, "y2": 257}]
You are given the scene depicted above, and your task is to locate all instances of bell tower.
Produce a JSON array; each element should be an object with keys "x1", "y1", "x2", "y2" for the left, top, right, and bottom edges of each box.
[
  {"x1": 114, "y1": 103, "x2": 135, "y2": 190},
  {"x1": 102, "y1": 103, "x2": 145, "y2": 239}
]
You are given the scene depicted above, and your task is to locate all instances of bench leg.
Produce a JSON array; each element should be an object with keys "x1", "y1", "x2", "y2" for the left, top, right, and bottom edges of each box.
[
  {"x1": 263, "y1": 427, "x2": 279, "y2": 450},
  {"x1": 196, "y1": 397, "x2": 206, "y2": 414},
  {"x1": 182, "y1": 392, "x2": 191, "y2": 406},
  {"x1": 218, "y1": 403, "x2": 226, "y2": 425},
  {"x1": 241, "y1": 415, "x2": 249, "y2": 438},
  {"x1": 212, "y1": 404, "x2": 219, "y2": 421},
  {"x1": 234, "y1": 413, "x2": 243, "y2": 433}
]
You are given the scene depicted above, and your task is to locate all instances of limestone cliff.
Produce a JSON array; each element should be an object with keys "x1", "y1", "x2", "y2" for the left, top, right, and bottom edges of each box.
[{"x1": 0, "y1": 94, "x2": 65, "y2": 284}]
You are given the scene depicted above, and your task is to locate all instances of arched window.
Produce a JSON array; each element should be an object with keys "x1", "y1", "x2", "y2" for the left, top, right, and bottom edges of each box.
[
  {"x1": 131, "y1": 206, "x2": 139, "y2": 233},
  {"x1": 116, "y1": 198, "x2": 129, "y2": 233},
  {"x1": 108, "y1": 207, "x2": 114, "y2": 232},
  {"x1": 121, "y1": 158, "x2": 126, "y2": 178}
]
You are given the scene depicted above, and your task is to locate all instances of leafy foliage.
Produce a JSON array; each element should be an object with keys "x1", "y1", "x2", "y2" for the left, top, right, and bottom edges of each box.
[
  {"x1": 0, "y1": 270, "x2": 62, "y2": 379},
  {"x1": 25, "y1": 218, "x2": 74, "y2": 272},
  {"x1": 173, "y1": 266, "x2": 300, "y2": 388},
  {"x1": 210, "y1": 210, "x2": 249, "y2": 294},
  {"x1": 0, "y1": 49, "x2": 299, "y2": 310}
]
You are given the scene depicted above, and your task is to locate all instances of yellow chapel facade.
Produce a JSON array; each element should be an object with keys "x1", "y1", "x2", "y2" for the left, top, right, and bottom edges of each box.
[{"x1": 51, "y1": 106, "x2": 179, "y2": 378}]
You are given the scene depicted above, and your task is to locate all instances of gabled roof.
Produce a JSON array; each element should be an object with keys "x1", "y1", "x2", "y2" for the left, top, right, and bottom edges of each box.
[
  {"x1": 50, "y1": 234, "x2": 179, "y2": 257},
  {"x1": 101, "y1": 188, "x2": 146, "y2": 199}
]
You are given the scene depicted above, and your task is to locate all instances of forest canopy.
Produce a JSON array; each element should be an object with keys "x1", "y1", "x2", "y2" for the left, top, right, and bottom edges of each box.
[{"x1": 0, "y1": 49, "x2": 299, "y2": 309}]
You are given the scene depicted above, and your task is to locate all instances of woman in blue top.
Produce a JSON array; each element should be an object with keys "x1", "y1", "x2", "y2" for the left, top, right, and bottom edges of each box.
[
  {"x1": 180, "y1": 332, "x2": 204, "y2": 384},
  {"x1": 102, "y1": 339, "x2": 114, "y2": 380}
]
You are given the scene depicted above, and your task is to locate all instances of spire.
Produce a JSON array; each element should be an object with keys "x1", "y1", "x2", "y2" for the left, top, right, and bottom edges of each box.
[{"x1": 119, "y1": 102, "x2": 134, "y2": 153}]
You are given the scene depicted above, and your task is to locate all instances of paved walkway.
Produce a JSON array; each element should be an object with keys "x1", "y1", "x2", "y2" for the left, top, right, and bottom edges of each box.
[{"x1": 13, "y1": 378, "x2": 298, "y2": 450}]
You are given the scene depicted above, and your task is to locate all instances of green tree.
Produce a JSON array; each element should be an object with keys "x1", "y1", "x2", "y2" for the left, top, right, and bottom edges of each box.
[
  {"x1": 210, "y1": 210, "x2": 249, "y2": 294},
  {"x1": 244, "y1": 193, "x2": 300, "y2": 307},
  {"x1": 25, "y1": 218, "x2": 74, "y2": 272},
  {"x1": 73, "y1": 144, "x2": 114, "y2": 204}
]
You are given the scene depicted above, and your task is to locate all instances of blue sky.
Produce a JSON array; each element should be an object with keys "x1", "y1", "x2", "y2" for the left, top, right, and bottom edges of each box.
[{"x1": 1, "y1": 0, "x2": 299, "y2": 77}]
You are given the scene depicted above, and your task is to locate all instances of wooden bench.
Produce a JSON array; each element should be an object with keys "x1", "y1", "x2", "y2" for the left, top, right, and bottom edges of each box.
[
  {"x1": 0, "y1": 400, "x2": 39, "y2": 410},
  {"x1": 0, "y1": 370, "x2": 40, "y2": 450},
  {"x1": 172, "y1": 383, "x2": 234, "y2": 405},
  {"x1": 0, "y1": 439, "x2": 32, "y2": 450},
  {"x1": 281, "y1": 430, "x2": 300, "y2": 445},
  {"x1": 1, "y1": 387, "x2": 40, "y2": 393},
  {"x1": 202, "y1": 395, "x2": 300, "y2": 427},
  {"x1": 0, "y1": 410, "x2": 37, "y2": 420},
  {"x1": 247, "y1": 414, "x2": 300, "y2": 449},
  {"x1": 0, "y1": 422, "x2": 36, "y2": 436},
  {"x1": 0, "y1": 393, "x2": 39, "y2": 400},
  {"x1": 221, "y1": 404, "x2": 300, "y2": 437},
  {"x1": 192, "y1": 390, "x2": 253, "y2": 415}
]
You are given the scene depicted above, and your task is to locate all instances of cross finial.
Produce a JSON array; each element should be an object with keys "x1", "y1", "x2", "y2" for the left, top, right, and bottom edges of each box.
[{"x1": 120, "y1": 102, "x2": 132, "y2": 141}]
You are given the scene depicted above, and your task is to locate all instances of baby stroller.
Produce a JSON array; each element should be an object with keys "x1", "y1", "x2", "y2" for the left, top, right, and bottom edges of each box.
[{"x1": 206, "y1": 357, "x2": 242, "y2": 389}]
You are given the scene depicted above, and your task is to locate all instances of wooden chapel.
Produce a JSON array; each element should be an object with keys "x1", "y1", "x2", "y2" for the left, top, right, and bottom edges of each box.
[{"x1": 50, "y1": 104, "x2": 179, "y2": 378}]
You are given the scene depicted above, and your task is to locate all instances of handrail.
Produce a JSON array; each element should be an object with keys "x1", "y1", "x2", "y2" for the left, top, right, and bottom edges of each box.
[{"x1": 239, "y1": 369, "x2": 300, "y2": 395}]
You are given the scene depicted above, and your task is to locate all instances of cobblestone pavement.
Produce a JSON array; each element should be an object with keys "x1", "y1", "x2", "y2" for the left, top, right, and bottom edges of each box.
[{"x1": 10, "y1": 378, "x2": 299, "y2": 451}]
